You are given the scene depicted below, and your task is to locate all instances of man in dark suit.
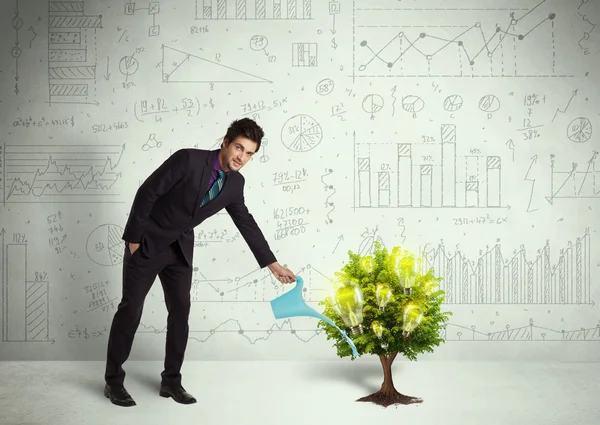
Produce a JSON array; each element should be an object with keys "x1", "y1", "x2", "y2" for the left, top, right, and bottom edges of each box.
[{"x1": 103, "y1": 118, "x2": 295, "y2": 407}]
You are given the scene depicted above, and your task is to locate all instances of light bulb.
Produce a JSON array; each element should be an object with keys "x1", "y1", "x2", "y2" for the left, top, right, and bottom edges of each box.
[
  {"x1": 401, "y1": 271, "x2": 416, "y2": 295},
  {"x1": 359, "y1": 256, "x2": 374, "y2": 274},
  {"x1": 422, "y1": 279, "x2": 438, "y2": 296},
  {"x1": 371, "y1": 321, "x2": 388, "y2": 349},
  {"x1": 402, "y1": 303, "x2": 423, "y2": 337},
  {"x1": 375, "y1": 283, "x2": 392, "y2": 311},
  {"x1": 331, "y1": 281, "x2": 364, "y2": 335}
]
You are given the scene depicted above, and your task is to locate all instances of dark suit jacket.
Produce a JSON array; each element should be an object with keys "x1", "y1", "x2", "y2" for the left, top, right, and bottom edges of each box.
[{"x1": 122, "y1": 148, "x2": 277, "y2": 268}]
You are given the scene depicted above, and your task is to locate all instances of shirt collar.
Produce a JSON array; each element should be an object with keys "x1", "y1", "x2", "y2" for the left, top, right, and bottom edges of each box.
[{"x1": 213, "y1": 152, "x2": 228, "y2": 174}]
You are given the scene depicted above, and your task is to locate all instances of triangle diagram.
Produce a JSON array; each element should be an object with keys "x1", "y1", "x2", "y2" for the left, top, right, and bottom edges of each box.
[{"x1": 161, "y1": 45, "x2": 272, "y2": 83}]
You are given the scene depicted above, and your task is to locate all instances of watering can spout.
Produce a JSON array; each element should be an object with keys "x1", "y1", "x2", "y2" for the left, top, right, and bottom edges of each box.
[{"x1": 270, "y1": 276, "x2": 360, "y2": 359}]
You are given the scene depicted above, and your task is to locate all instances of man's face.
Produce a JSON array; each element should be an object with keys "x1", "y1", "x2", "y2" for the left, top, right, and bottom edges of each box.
[{"x1": 220, "y1": 136, "x2": 257, "y2": 172}]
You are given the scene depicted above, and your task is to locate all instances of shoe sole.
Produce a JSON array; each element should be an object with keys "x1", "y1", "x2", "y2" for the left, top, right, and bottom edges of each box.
[{"x1": 104, "y1": 389, "x2": 136, "y2": 407}]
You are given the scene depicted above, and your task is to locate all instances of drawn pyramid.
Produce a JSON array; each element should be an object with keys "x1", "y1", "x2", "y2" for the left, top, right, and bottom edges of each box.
[{"x1": 161, "y1": 45, "x2": 272, "y2": 83}]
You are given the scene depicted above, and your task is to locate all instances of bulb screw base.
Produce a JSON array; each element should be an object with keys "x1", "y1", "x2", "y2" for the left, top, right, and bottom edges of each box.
[
  {"x1": 350, "y1": 325, "x2": 363, "y2": 336},
  {"x1": 402, "y1": 330, "x2": 410, "y2": 338},
  {"x1": 403, "y1": 288, "x2": 412, "y2": 295}
]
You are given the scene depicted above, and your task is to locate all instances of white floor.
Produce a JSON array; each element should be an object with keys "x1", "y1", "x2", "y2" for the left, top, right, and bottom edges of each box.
[{"x1": 0, "y1": 360, "x2": 598, "y2": 425}]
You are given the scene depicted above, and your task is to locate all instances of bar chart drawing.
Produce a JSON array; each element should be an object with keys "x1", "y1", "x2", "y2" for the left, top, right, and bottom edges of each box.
[
  {"x1": 1, "y1": 229, "x2": 51, "y2": 342},
  {"x1": 419, "y1": 228, "x2": 592, "y2": 305},
  {"x1": 48, "y1": 0, "x2": 103, "y2": 105},
  {"x1": 353, "y1": 124, "x2": 505, "y2": 209},
  {"x1": 546, "y1": 151, "x2": 600, "y2": 204},
  {"x1": 292, "y1": 43, "x2": 318, "y2": 67},
  {"x1": 195, "y1": 0, "x2": 313, "y2": 20}
]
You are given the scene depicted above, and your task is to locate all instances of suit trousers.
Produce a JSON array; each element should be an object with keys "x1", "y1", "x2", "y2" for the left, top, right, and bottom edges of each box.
[{"x1": 104, "y1": 240, "x2": 193, "y2": 387}]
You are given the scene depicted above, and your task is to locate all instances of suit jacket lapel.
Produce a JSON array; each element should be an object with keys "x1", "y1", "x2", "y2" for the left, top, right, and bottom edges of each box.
[{"x1": 193, "y1": 149, "x2": 218, "y2": 213}]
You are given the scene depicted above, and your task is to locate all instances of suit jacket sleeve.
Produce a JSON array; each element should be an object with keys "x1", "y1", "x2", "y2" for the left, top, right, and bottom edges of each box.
[
  {"x1": 123, "y1": 148, "x2": 191, "y2": 242},
  {"x1": 226, "y1": 177, "x2": 277, "y2": 268}
]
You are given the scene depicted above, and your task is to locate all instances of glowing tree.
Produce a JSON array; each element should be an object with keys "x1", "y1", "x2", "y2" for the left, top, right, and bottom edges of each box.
[{"x1": 317, "y1": 241, "x2": 452, "y2": 408}]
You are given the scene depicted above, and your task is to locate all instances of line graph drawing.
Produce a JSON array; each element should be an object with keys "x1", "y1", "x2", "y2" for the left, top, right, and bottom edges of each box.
[
  {"x1": 353, "y1": 125, "x2": 507, "y2": 209},
  {"x1": 195, "y1": 0, "x2": 313, "y2": 20},
  {"x1": 419, "y1": 228, "x2": 592, "y2": 305},
  {"x1": 352, "y1": 0, "x2": 577, "y2": 78},
  {"x1": 442, "y1": 319, "x2": 600, "y2": 341},
  {"x1": 137, "y1": 318, "x2": 600, "y2": 344},
  {"x1": 48, "y1": 0, "x2": 103, "y2": 105},
  {"x1": 1, "y1": 229, "x2": 52, "y2": 343},
  {"x1": 161, "y1": 45, "x2": 272, "y2": 83},
  {"x1": 0, "y1": 143, "x2": 124, "y2": 204},
  {"x1": 546, "y1": 151, "x2": 600, "y2": 203}
]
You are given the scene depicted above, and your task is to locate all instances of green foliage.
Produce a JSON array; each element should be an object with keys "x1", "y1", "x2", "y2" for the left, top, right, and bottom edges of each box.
[{"x1": 317, "y1": 241, "x2": 453, "y2": 361}]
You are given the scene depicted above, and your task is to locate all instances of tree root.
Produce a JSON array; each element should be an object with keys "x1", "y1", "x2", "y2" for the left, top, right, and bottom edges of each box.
[{"x1": 356, "y1": 389, "x2": 423, "y2": 408}]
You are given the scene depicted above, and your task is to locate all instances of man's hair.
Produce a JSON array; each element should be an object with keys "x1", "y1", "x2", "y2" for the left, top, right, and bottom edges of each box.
[{"x1": 223, "y1": 118, "x2": 264, "y2": 152}]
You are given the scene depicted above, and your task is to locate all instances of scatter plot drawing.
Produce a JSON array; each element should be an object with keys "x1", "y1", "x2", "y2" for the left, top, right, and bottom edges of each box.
[
  {"x1": 292, "y1": 43, "x2": 317, "y2": 67},
  {"x1": 0, "y1": 143, "x2": 124, "y2": 204},
  {"x1": 195, "y1": 0, "x2": 313, "y2": 20},
  {"x1": 353, "y1": 125, "x2": 505, "y2": 209},
  {"x1": 142, "y1": 133, "x2": 162, "y2": 151},
  {"x1": 1, "y1": 230, "x2": 51, "y2": 343},
  {"x1": 11, "y1": 4, "x2": 24, "y2": 95},
  {"x1": 352, "y1": 0, "x2": 579, "y2": 78},
  {"x1": 281, "y1": 114, "x2": 323, "y2": 152},
  {"x1": 161, "y1": 45, "x2": 272, "y2": 83},
  {"x1": 86, "y1": 224, "x2": 125, "y2": 266},
  {"x1": 566, "y1": 117, "x2": 592, "y2": 143},
  {"x1": 546, "y1": 151, "x2": 600, "y2": 203},
  {"x1": 48, "y1": 0, "x2": 103, "y2": 105},
  {"x1": 419, "y1": 228, "x2": 592, "y2": 305}
]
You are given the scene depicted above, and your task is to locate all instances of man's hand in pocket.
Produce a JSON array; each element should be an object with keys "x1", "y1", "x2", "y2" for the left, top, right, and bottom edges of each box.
[{"x1": 128, "y1": 242, "x2": 140, "y2": 254}]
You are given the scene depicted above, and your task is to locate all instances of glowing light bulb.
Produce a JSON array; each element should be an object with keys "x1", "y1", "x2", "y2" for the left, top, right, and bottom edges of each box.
[
  {"x1": 402, "y1": 303, "x2": 423, "y2": 337},
  {"x1": 331, "y1": 281, "x2": 365, "y2": 335},
  {"x1": 401, "y1": 271, "x2": 416, "y2": 295},
  {"x1": 422, "y1": 279, "x2": 438, "y2": 296},
  {"x1": 359, "y1": 256, "x2": 374, "y2": 274},
  {"x1": 375, "y1": 283, "x2": 392, "y2": 311},
  {"x1": 371, "y1": 321, "x2": 388, "y2": 349},
  {"x1": 393, "y1": 252, "x2": 416, "y2": 295}
]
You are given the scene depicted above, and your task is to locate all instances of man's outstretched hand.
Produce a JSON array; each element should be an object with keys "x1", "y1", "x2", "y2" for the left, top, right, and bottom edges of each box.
[{"x1": 267, "y1": 262, "x2": 296, "y2": 284}]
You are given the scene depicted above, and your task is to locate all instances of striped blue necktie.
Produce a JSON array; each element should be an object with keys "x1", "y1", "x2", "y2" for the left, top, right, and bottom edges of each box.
[{"x1": 200, "y1": 170, "x2": 226, "y2": 207}]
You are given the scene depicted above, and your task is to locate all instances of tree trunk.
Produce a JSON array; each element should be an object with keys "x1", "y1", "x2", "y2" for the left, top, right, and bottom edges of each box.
[{"x1": 356, "y1": 351, "x2": 423, "y2": 408}]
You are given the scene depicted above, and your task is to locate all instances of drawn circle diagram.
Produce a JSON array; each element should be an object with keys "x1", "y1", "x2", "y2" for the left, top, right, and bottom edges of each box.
[
  {"x1": 119, "y1": 55, "x2": 139, "y2": 76},
  {"x1": 86, "y1": 224, "x2": 125, "y2": 266},
  {"x1": 443, "y1": 94, "x2": 463, "y2": 112},
  {"x1": 250, "y1": 35, "x2": 268, "y2": 51},
  {"x1": 362, "y1": 94, "x2": 384, "y2": 114},
  {"x1": 567, "y1": 117, "x2": 592, "y2": 143},
  {"x1": 316, "y1": 78, "x2": 334, "y2": 96},
  {"x1": 402, "y1": 95, "x2": 425, "y2": 113},
  {"x1": 281, "y1": 115, "x2": 323, "y2": 152},
  {"x1": 478, "y1": 94, "x2": 500, "y2": 112}
]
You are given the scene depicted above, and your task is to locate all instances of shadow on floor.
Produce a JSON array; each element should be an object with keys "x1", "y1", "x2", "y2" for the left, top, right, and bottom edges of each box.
[{"x1": 303, "y1": 361, "x2": 396, "y2": 395}]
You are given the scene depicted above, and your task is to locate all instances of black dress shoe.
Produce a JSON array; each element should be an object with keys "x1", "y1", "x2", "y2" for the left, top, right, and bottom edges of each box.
[
  {"x1": 159, "y1": 383, "x2": 197, "y2": 404},
  {"x1": 104, "y1": 384, "x2": 136, "y2": 407}
]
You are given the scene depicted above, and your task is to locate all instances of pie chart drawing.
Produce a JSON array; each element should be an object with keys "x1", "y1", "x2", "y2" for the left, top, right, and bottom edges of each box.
[
  {"x1": 281, "y1": 114, "x2": 323, "y2": 152},
  {"x1": 86, "y1": 224, "x2": 125, "y2": 266},
  {"x1": 566, "y1": 117, "x2": 592, "y2": 143},
  {"x1": 443, "y1": 94, "x2": 463, "y2": 112},
  {"x1": 362, "y1": 94, "x2": 384, "y2": 114},
  {"x1": 402, "y1": 95, "x2": 425, "y2": 113}
]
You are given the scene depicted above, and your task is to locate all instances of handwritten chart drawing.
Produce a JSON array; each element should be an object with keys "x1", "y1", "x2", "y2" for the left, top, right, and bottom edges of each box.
[
  {"x1": 546, "y1": 151, "x2": 600, "y2": 203},
  {"x1": 195, "y1": 0, "x2": 313, "y2": 20},
  {"x1": 292, "y1": 43, "x2": 317, "y2": 67},
  {"x1": 1, "y1": 143, "x2": 124, "y2": 204},
  {"x1": 161, "y1": 45, "x2": 272, "y2": 83},
  {"x1": 354, "y1": 125, "x2": 504, "y2": 209},
  {"x1": 48, "y1": 0, "x2": 103, "y2": 105},
  {"x1": 1, "y1": 230, "x2": 51, "y2": 342},
  {"x1": 86, "y1": 224, "x2": 125, "y2": 266},
  {"x1": 566, "y1": 117, "x2": 592, "y2": 143},
  {"x1": 353, "y1": 0, "x2": 577, "y2": 78},
  {"x1": 281, "y1": 115, "x2": 323, "y2": 152},
  {"x1": 420, "y1": 229, "x2": 592, "y2": 305}
]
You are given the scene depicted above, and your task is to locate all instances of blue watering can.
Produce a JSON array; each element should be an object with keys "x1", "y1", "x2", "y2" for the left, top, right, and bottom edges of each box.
[{"x1": 270, "y1": 276, "x2": 359, "y2": 359}]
